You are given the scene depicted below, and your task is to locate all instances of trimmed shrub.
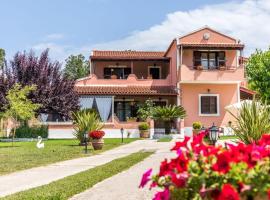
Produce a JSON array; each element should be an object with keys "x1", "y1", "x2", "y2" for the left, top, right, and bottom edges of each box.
[
  {"x1": 15, "y1": 124, "x2": 48, "y2": 138},
  {"x1": 192, "y1": 121, "x2": 202, "y2": 130}
]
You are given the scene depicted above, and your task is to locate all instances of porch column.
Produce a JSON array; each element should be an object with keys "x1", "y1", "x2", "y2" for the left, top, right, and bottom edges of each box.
[
  {"x1": 131, "y1": 61, "x2": 134, "y2": 74},
  {"x1": 112, "y1": 96, "x2": 114, "y2": 124}
]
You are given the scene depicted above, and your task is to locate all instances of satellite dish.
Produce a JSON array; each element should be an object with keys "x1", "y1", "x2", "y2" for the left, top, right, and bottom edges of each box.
[{"x1": 203, "y1": 32, "x2": 210, "y2": 40}]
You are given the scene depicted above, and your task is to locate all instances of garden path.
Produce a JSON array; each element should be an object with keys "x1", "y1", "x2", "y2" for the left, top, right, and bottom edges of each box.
[
  {"x1": 0, "y1": 140, "x2": 172, "y2": 198},
  {"x1": 70, "y1": 142, "x2": 175, "y2": 200}
]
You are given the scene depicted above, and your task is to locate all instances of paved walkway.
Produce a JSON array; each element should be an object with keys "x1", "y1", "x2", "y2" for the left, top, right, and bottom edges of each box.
[
  {"x1": 0, "y1": 140, "x2": 172, "y2": 198},
  {"x1": 70, "y1": 142, "x2": 175, "y2": 200}
]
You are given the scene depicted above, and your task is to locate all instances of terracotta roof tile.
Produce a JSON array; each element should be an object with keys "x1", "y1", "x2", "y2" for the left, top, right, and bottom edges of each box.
[
  {"x1": 91, "y1": 50, "x2": 166, "y2": 60},
  {"x1": 181, "y1": 43, "x2": 244, "y2": 49},
  {"x1": 75, "y1": 86, "x2": 177, "y2": 96}
]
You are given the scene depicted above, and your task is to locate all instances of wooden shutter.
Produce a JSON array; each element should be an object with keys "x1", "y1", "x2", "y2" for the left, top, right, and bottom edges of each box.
[{"x1": 194, "y1": 51, "x2": 201, "y2": 66}]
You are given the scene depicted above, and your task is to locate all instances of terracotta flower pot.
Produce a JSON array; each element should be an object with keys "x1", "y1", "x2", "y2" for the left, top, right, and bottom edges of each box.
[
  {"x1": 91, "y1": 138, "x2": 104, "y2": 150},
  {"x1": 140, "y1": 130, "x2": 150, "y2": 138}
]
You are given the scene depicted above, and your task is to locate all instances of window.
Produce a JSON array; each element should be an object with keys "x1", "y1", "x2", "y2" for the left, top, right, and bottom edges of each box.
[
  {"x1": 148, "y1": 66, "x2": 161, "y2": 79},
  {"x1": 199, "y1": 94, "x2": 219, "y2": 116},
  {"x1": 114, "y1": 100, "x2": 137, "y2": 121},
  {"x1": 193, "y1": 51, "x2": 225, "y2": 69},
  {"x1": 104, "y1": 67, "x2": 131, "y2": 79}
]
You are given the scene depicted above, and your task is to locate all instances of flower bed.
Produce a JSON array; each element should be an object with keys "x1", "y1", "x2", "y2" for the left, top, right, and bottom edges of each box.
[{"x1": 140, "y1": 132, "x2": 270, "y2": 200}]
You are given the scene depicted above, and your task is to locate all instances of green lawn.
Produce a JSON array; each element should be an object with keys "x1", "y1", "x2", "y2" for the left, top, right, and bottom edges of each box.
[
  {"x1": 219, "y1": 135, "x2": 238, "y2": 140},
  {"x1": 1, "y1": 151, "x2": 153, "y2": 200},
  {"x1": 0, "y1": 138, "x2": 138, "y2": 175},
  {"x1": 157, "y1": 137, "x2": 172, "y2": 142}
]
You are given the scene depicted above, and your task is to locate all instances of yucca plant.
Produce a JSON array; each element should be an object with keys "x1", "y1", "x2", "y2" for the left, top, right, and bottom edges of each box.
[
  {"x1": 72, "y1": 109, "x2": 103, "y2": 145},
  {"x1": 228, "y1": 100, "x2": 270, "y2": 144},
  {"x1": 152, "y1": 105, "x2": 186, "y2": 134}
]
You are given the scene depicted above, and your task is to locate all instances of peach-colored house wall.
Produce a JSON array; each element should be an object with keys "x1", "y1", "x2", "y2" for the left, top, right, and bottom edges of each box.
[
  {"x1": 181, "y1": 84, "x2": 238, "y2": 127},
  {"x1": 164, "y1": 40, "x2": 178, "y2": 86},
  {"x1": 179, "y1": 28, "x2": 237, "y2": 44},
  {"x1": 180, "y1": 64, "x2": 245, "y2": 82}
]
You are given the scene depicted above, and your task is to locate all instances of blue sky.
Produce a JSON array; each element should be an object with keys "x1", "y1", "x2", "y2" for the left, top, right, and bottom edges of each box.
[{"x1": 1, "y1": 0, "x2": 270, "y2": 63}]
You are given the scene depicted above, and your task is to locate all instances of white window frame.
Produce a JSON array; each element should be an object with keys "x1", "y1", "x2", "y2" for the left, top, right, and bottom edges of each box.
[
  {"x1": 148, "y1": 66, "x2": 161, "y2": 79},
  {"x1": 198, "y1": 94, "x2": 220, "y2": 116}
]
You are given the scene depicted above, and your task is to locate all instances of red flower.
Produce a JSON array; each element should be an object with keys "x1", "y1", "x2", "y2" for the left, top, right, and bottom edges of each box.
[
  {"x1": 139, "y1": 168, "x2": 152, "y2": 188},
  {"x1": 175, "y1": 153, "x2": 188, "y2": 173},
  {"x1": 212, "y1": 151, "x2": 231, "y2": 173},
  {"x1": 170, "y1": 172, "x2": 188, "y2": 187},
  {"x1": 258, "y1": 134, "x2": 270, "y2": 146},
  {"x1": 268, "y1": 188, "x2": 270, "y2": 200},
  {"x1": 215, "y1": 184, "x2": 240, "y2": 200},
  {"x1": 89, "y1": 130, "x2": 105, "y2": 139},
  {"x1": 171, "y1": 136, "x2": 190, "y2": 151}
]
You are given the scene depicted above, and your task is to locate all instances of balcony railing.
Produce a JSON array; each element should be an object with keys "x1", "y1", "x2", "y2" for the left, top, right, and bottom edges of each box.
[
  {"x1": 77, "y1": 74, "x2": 173, "y2": 86},
  {"x1": 180, "y1": 64, "x2": 245, "y2": 82}
]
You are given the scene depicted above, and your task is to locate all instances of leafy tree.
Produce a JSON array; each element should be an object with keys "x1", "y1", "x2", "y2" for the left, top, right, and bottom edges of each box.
[
  {"x1": 137, "y1": 99, "x2": 155, "y2": 121},
  {"x1": 152, "y1": 105, "x2": 186, "y2": 134},
  {"x1": 246, "y1": 49, "x2": 270, "y2": 102},
  {"x1": 0, "y1": 48, "x2": 5, "y2": 70},
  {"x1": 64, "y1": 54, "x2": 89, "y2": 80},
  {"x1": 0, "y1": 49, "x2": 79, "y2": 118},
  {"x1": 3, "y1": 84, "x2": 40, "y2": 144}
]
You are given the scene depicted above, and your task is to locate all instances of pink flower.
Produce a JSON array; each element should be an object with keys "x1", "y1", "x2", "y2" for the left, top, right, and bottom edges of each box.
[
  {"x1": 139, "y1": 168, "x2": 152, "y2": 188},
  {"x1": 153, "y1": 188, "x2": 170, "y2": 200}
]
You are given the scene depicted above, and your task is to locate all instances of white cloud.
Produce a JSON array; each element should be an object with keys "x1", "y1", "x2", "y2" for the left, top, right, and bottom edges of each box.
[
  {"x1": 32, "y1": 0, "x2": 270, "y2": 62},
  {"x1": 91, "y1": 0, "x2": 270, "y2": 56}
]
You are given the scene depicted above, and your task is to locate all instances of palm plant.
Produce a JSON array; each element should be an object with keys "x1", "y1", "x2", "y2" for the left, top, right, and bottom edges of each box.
[
  {"x1": 152, "y1": 105, "x2": 186, "y2": 134},
  {"x1": 72, "y1": 109, "x2": 103, "y2": 145},
  {"x1": 228, "y1": 100, "x2": 270, "y2": 144}
]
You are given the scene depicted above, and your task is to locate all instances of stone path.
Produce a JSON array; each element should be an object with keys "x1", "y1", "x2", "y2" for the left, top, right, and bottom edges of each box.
[
  {"x1": 0, "y1": 140, "x2": 173, "y2": 198},
  {"x1": 70, "y1": 142, "x2": 175, "y2": 200}
]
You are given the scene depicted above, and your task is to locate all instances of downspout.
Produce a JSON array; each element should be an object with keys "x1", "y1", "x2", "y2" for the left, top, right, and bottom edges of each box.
[{"x1": 176, "y1": 39, "x2": 183, "y2": 134}]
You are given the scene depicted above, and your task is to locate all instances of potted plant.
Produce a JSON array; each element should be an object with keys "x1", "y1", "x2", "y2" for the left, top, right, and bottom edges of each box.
[
  {"x1": 126, "y1": 117, "x2": 137, "y2": 122},
  {"x1": 151, "y1": 105, "x2": 186, "y2": 135},
  {"x1": 138, "y1": 122, "x2": 150, "y2": 138},
  {"x1": 192, "y1": 121, "x2": 202, "y2": 136},
  {"x1": 89, "y1": 130, "x2": 105, "y2": 150},
  {"x1": 72, "y1": 109, "x2": 103, "y2": 146}
]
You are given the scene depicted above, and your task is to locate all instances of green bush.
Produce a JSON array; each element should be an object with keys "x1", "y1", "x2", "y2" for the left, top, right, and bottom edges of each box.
[
  {"x1": 138, "y1": 123, "x2": 150, "y2": 130},
  {"x1": 192, "y1": 121, "x2": 202, "y2": 130},
  {"x1": 15, "y1": 124, "x2": 48, "y2": 138}
]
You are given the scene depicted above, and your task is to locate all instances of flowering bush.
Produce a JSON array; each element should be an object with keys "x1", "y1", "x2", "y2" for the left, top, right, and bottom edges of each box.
[
  {"x1": 140, "y1": 132, "x2": 270, "y2": 200},
  {"x1": 89, "y1": 130, "x2": 105, "y2": 139}
]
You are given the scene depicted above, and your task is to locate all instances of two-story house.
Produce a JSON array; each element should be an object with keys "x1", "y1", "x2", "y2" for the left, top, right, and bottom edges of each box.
[{"x1": 48, "y1": 26, "x2": 255, "y2": 138}]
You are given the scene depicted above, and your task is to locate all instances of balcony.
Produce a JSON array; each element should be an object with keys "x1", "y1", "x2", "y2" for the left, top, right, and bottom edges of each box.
[
  {"x1": 76, "y1": 74, "x2": 173, "y2": 87},
  {"x1": 179, "y1": 64, "x2": 245, "y2": 83}
]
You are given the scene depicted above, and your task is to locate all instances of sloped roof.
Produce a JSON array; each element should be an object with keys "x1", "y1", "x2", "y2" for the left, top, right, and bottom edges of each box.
[
  {"x1": 75, "y1": 85, "x2": 177, "y2": 96},
  {"x1": 91, "y1": 50, "x2": 167, "y2": 60}
]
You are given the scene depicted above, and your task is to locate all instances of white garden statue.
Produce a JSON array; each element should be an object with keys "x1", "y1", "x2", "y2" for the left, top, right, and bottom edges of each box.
[{"x1": 36, "y1": 136, "x2": 44, "y2": 149}]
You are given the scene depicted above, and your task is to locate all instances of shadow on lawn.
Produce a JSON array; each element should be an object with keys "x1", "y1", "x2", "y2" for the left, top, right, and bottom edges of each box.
[{"x1": 0, "y1": 145, "x2": 20, "y2": 148}]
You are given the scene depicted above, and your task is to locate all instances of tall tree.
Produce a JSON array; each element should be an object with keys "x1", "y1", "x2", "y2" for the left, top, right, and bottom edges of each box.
[
  {"x1": 0, "y1": 49, "x2": 79, "y2": 118},
  {"x1": 246, "y1": 48, "x2": 270, "y2": 102},
  {"x1": 64, "y1": 54, "x2": 89, "y2": 80},
  {"x1": 0, "y1": 49, "x2": 6, "y2": 70},
  {"x1": 3, "y1": 84, "x2": 40, "y2": 145}
]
